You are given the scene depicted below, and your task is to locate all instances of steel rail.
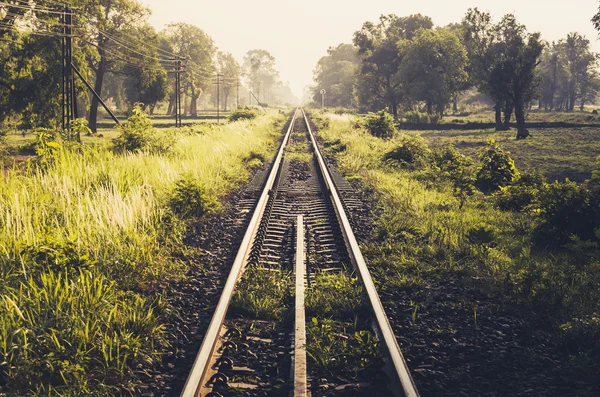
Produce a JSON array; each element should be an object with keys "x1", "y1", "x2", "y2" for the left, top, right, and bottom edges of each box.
[
  {"x1": 301, "y1": 108, "x2": 420, "y2": 397},
  {"x1": 180, "y1": 109, "x2": 299, "y2": 397}
]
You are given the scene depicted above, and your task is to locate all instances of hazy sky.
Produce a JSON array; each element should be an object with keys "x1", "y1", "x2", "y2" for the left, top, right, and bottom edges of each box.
[{"x1": 140, "y1": 0, "x2": 600, "y2": 98}]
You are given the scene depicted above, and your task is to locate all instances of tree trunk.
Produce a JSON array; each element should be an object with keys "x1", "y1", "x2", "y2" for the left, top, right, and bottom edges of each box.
[
  {"x1": 167, "y1": 96, "x2": 174, "y2": 116},
  {"x1": 88, "y1": 55, "x2": 107, "y2": 133},
  {"x1": 580, "y1": 99, "x2": 585, "y2": 112},
  {"x1": 502, "y1": 103, "x2": 513, "y2": 131},
  {"x1": 426, "y1": 100, "x2": 433, "y2": 115},
  {"x1": 515, "y1": 100, "x2": 529, "y2": 139},
  {"x1": 190, "y1": 95, "x2": 198, "y2": 117},
  {"x1": 223, "y1": 92, "x2": 229, "y2": 111},
  {"x1": 494, "y1": 102, "x2": 502, "y2": 131},
  {"x1": 453, "y1": 95, "x2": 458, "y2": 114}
]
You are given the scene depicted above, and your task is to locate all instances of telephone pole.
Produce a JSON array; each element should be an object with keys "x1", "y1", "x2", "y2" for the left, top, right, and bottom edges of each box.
[
  {"x1": 175, "y1": 59, "x2": 182, "y2": 128},
  {"x1": 61, "y1": 5, "x2": 77, "y2": 140}
]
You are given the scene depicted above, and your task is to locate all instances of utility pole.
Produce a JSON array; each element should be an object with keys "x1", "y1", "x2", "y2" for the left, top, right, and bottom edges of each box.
[
  {"x1": 61, "y1": 5, "x2": 78, "y2": 140},
  {"x1": 175, "y1": 59, "x2": 182, "y2": 128}
]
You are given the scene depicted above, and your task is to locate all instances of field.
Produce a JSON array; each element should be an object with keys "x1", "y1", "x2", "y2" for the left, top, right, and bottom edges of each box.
[
  {"x1": 411, "y1": 126, "x2": 600, "y2": 182},
  {"x1": 0, "y1": 111, "x2": 283, "y2": 395},
  {"x1": 317, "y1": 111, "x2": 600, "y2": 395}
]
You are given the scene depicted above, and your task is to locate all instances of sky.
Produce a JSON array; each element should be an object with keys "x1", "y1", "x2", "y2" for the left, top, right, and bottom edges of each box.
[{"x1": 140, "y1": 0, "x2": 600, "y2": 99}]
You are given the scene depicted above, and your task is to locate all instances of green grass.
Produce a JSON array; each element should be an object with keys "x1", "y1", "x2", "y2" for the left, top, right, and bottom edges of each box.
[
  {"x1": 318, "y1": 114, "x2": 600, "y2": 368},
  {"x1": 409, "y1": 127, "x2": 600, "y2": 182},
  {"x1": 0, "y1": 113, "x2": 283, "y2": 395}
]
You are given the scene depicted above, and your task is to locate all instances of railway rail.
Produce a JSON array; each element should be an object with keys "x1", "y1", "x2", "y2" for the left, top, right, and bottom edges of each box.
[{"x1": 180, "y1": 109, "x2": 420, "y2": 397}]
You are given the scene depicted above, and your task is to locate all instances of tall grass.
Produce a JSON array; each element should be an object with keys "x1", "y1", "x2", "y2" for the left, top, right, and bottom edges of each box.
[{"x1": 0, "y1": 114, "x2": 282, "y2": 394}]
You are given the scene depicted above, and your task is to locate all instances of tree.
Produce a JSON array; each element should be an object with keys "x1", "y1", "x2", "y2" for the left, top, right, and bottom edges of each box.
[
  {"x1": 243, "y1": 49, "x2": 279, "y2": 104},
  {"x1": 162, "y1": 23, "x2": 215, "y2": 117},
  {"x1": 398, "y1": 28, "x2": 467, "y2": 116},
  {"x1": 216, "y1": 52, "x2": 241, "y2": 111},
  {"x1": 312, "y1": 43, "x2": 359, "y2": 108},
  {"x1": 462, "y1": 10, "x2": 543, "y2": 137},
  {"x1": 77, "y1": 0, "x2": 155, "y2": 132},
  {"x1": 353, "y1": 14, "x2": 434, "y2": 116}
]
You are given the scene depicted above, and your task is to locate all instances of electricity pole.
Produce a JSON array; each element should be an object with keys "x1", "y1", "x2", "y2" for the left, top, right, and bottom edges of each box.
[
  {"x1": 61, "y1": 5, "x2": 77, "y2": 140},
  {"x1": 175, "y1": 59, "x2": 182, "y2": 128},
  {"x1": 216, "y1": 73, "x2": 222, "y2": 124}
]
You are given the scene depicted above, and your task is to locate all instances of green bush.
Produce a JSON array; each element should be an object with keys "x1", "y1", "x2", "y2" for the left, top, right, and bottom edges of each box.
[
  {"x1": 536, "y1": 180, "x2": 600, "y2": 244},
  {"x1": 384, "y1": 134, "x2": 430, "y2": 168},
  {"x1": 433, "y1": 144, "x2": 473, "y2": 174},
  {"x1": 331, "y1": 107, "x2": 357, "y2": 115},
  {"x1": 475, "y1": 139, "x2": 519, "y2": 193},
  {"x1": 112, "y1": 104, "x2": 153, "y2": 153},
  {"x1": 113, "y1": 105, "x2": 176, "y2": 154},
  {"x1": 403, "y1": 111, "x2": 440, "y2": 124},
  {"x1": 592, "y1": 155, "x2": 600, "y2": 183},
  {"x1": 362, "y1": 110, "x2": 396, "y2": 138},
  {"x1": 494, "y1": 185, "x2": 538, "y2": 212},
  {"x1": 168, "y1": 175, "x2": 209, "y2": 219},
  {"x1": 228, "y1": 106, "x2": 258, "y2": 122}
]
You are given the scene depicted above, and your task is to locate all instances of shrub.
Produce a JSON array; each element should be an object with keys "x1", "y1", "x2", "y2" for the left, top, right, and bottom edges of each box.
[
  {"x1": 362, "y1": 110, "x2": 396, "y2": 138},
  {"x1": 331, "y1": 107, "x2": 357, "y2": 115},
  {"x1": 112, "y1": 104, "x2": 153, "y2": 153},
  {"x1": 403, "y1": 111, "x2": 440, "y2": 124},
  {"x1": 433, "y1": 144, "x2": 473, "y2": 174},
  {"x1": 467, "y1": 223, "x2": 499, "y2": 246},
  {"x1": 475, "y1": 139, "x2": 519, "y2": 193},
  {"x1": 113, "y1": 105, "x2": 177, "y2": 154},
  {"x1": 384, "y1": 134, "x2": 430, "y2": 168},
  {"x1": 592, "y1": 155, "x2": 600, "y2": 183},
  {"x1": 168, "y1": 175, "x2": 209, "y2": 219},
  {"x1": 494, "y1": 185, "x2": 538, "y2": 212},
  {"x1": 536, "y1": 180, "x2": 600, "y2": 244},
  {"x1": 228, "y1": 106, "x2": 258, "y2": 122}
]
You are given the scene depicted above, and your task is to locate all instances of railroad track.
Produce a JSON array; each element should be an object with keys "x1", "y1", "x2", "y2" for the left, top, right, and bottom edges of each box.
[{"x1": 180, "y1": 109, "x2": 419, "y2": 397}]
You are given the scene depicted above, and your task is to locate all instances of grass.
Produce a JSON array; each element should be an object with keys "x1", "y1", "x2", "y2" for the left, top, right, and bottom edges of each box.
[
  {"x1": 318, "y1": 113, "x2": 600, "y2": 371},
  {"x1": 305, "y1": 271, "x2": 365, "y2": 319},
  {"x1": 0, "y1": 112, "x2": 284, "y2": 395},
  {"x1": 412, "y1": 127, "x2": 600, "y2": 182},
  {"x1": 230, "y1": 267, "x2": 293, "y2": 321}
]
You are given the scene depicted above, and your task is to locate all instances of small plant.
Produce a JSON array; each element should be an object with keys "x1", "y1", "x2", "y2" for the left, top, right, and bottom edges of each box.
[
  {"x1": 34, "y1": 128, "x2": 61, "y2": 164},
  {"x1": 384, "y1": 134, "x2": 430, "y2": 168},
  {"x1": 228, "y1": 106, "x2": 258, "y2": 122},
  {"x1": 467, "y1": 223, "x2": 498, "y2": 247},
  {"x1": 475, "y1": 139, "x2": 519, "y2": 193},
  {"x1": 306, "y1": 271, "x2": 365, "y2": 319},
  {"x1": 168, "y1": 174, "x2": 209, "y2": 219},
  {"x1": 112, "y1": 104, "x2": 153, "y2": 153},
  {"x1": 231, "y1": 267, "x2": 292, "y2": 320},
  {"x1": 362, "y1": 110, "x2": 396, "y2": 138},
  {"x1": 69, "y1": 118, "x2": 92, "y2": 140}
]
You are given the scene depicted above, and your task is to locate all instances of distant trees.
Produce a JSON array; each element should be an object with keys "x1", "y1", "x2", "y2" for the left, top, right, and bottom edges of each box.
[
  {"x1": 312, "y1": 44, "x2": 359, "y2": 108},
  {"x1": 353, "y1": 14, "x2": 434, "y2": 117},
  {"x1": 538, "y1": 34, "x2": 599, "y2": 112},
  {"x1": 462, "y1": 9, "x2": 543, "y2": 138},
  {"x1": 216, "y1": 52, "x2": 242, "y2": 111},
  {"x1": 243, "y1": 49, "x2": 279, "y2": 104},
  {"x1": 162, "y1": 23, "x2": 215, "y2": 117},
  {"x1": 398, "y1": 28, "x2": 467, "y2": 116}
]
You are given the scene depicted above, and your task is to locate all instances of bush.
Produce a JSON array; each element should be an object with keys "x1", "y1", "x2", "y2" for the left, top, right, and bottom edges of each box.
[
  {"x1": 168, "y1": 175, "x2": 209, "y2": 219},
  {"x1": 536, "y1": 180, "x2": 600, "y2": 244},
  {"x1": 331, "y1": 107, "x2": 357, "y2": 115},
  {"x1": 112, "y1": 105, "x2": 176, "y2": 154},
  {"x1": 384, "y1": 134, "x2": 430, "y2": 168},
  {"x1": 228, "y1": 106, "x2": 258, "y2": 122},
  {"x1": 433, "y1": 144, "x2": 473, "y2": 174},
  {"x1": 112, "y1": 104, "x2": 153, "y2": 153},
  {"x1": 362, "y1": 110, "x2": 396, "y2": 138},
  {"x1": 592, "y1": 155, "x2": 600, "y2": 183},
  {"x1": 475, "y1": 139, "x2": 519, "y2": 193},
  {"x1": 467, "y1": 223, "x2": 499, "y2": 246},
  {"x1": 403, "y1": 111, "x2": 440, "y2": 124},
  {"x1": 494, "y1": 185, "x2": 538, "y2": 212}
]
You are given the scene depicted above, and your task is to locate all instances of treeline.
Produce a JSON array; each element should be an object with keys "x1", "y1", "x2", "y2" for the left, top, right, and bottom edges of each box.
[
  {"x1": 0, "y1": 0, "x2": 295, "y2": 132},
  {"x1": 313, "y1": 9, "x2": 600, "y2": 138}
]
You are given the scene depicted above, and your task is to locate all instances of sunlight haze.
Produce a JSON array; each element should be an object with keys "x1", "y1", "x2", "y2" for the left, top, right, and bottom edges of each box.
[{"x1": 142, "y1": 0, "x2": 600, "y2": 99}]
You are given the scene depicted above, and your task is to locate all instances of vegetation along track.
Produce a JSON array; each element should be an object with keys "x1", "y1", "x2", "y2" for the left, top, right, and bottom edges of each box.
[{"x1": 179, "y1": 109, "x2": 419, "y2": 397}]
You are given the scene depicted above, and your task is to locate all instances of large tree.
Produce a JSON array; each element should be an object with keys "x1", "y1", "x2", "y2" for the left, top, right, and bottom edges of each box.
[
  {"x1": 162, "y1": 23, "x2": 215, "y2": 117},
  {"x1": 312, "y1": 43, "x2": 359, "y2": 108},
  {"x1": 243, "y1": 49, "x2": 279, "y2": 104},
  {"x1": 398, "y1": 28, "x2": 467, "y2": 116},
  {"x1": 462, "y1": 9, "x2": 543, "y2": 137},
  {"x1": 353, "y1": 14, "x2": 433, "y2": 116},
  {"x1": 216, "y1": 52, "x2": 241, "y2": 111}
]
